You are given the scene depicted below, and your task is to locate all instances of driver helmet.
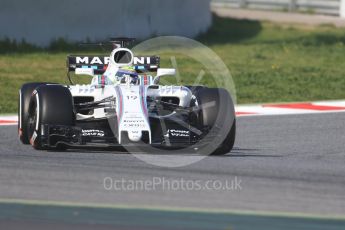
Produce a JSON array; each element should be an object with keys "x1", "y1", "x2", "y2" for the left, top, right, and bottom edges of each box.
[{"x1": 115, "y1": 66, "x2": 138, "y2": 84}]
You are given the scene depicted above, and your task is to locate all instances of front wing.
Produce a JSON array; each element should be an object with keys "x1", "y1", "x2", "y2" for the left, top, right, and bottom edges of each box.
[{"x1": 39, "y1": 117, "x2": 209, "y2": 150}]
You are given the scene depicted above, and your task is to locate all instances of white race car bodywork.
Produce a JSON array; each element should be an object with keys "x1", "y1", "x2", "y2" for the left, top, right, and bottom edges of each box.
[
  {"x1": 19, "y1": 38, "x2": 236, "y2": 155},
  {"x1": 69, "y1": 47, "x2": 193, "y2": 144}
]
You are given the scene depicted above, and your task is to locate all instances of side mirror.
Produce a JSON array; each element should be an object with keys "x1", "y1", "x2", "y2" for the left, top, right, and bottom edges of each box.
[
  {"x1": 75, "y1": 68, "x2": 95, "y2": 77},
  {"x1": 154, "y1": 68, "x2": 176, "y2": 84},
  {"x1": 157, "y1": 68, "x2": 176, "y2": 77}
]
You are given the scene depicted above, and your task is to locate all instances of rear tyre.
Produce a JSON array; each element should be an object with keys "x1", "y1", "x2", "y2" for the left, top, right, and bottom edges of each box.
[
  {"x1": 27, "y1": 85, "x2": 75, "y2": 150},
  {"x1": 194, "y1": 88, "x2": 236, "y2": 155},
  {"x1": 18, "y1": 82, "x2": 51, "y2": 144}
]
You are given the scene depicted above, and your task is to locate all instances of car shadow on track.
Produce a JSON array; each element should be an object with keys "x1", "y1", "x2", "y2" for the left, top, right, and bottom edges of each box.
[
  {"x1": 223, "y1": 147, "x2": 282, "y2": 158},
  {"x1": 52, "y1": 147, "x2": 282, "y2": 158}
]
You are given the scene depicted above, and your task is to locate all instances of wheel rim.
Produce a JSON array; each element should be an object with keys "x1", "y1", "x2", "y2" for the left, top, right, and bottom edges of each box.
[{"x1": 27, "y1": 102, "x2": 37, "y2": 140}]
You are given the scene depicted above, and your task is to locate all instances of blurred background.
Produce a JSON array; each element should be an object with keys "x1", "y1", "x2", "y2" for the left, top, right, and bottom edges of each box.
[
  {"x1": 214, "y1": 0, "x2": 345, "y2": 15},
  {"x1": 0, "y1": 0, "x2": 212, "y2": 46},
  {"x1": 1, "y1": 0, "x2": 345, "y2": 113}
]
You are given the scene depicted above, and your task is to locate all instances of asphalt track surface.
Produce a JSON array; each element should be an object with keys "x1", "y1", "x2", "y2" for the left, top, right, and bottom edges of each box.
[{"x1": 0, "y1": 112, "x2": 345, "y2": 229}]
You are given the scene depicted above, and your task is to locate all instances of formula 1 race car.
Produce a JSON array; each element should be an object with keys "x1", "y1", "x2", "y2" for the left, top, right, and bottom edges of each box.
[{"x1": 18, "y1": 38, "x2": 236, "y2": 155}]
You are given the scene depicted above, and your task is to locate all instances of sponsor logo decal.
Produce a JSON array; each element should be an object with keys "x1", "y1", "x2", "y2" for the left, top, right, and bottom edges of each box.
[
  {"x1": 75, "y1": 56, "x2": 153, "y2": 65},
  {"x1": 133, "y1": 57, "x2": 151, "y2": 65},
  {"x1": 122, "y1": 119, "x2": 146, "y2": 128},
  {"x1": 76, "y1": 56, "x2": 111, "y2": 65},
  {"x1": 82, "y1": 129, "x2": 105, "y2": 137},
  {"x1": 166, "y1": 129, "x2": 190, "y2": 137}
]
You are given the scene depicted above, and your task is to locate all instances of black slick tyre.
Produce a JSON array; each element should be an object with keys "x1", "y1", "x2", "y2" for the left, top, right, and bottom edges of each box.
[{"x1": 27, "y1": 85, "x2": 74, "y2": 150}]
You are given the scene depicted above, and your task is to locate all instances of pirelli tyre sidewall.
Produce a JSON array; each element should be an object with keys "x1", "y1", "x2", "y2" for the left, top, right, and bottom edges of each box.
[
  {"x1": 18, "y1": 82, "x2": 52, "y2": 144},
  {"x1": 194, "y1": 87, "x2": 236, "y2": 155},
  {"x1": 27, "y1": 85, "x2": 75, "y2": 150}
]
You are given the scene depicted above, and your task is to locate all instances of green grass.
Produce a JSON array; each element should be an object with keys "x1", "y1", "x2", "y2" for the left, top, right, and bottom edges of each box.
[{"x1": 1, "y1": 15, "x2": 345, "y2": 113}]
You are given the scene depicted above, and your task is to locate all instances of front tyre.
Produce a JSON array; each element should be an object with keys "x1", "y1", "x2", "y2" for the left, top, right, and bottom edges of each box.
[
  {"x1": 195, "y1": 88, "x2": 236, "y2": 155},
  {"x1": 27, "y1": 85, "x2": 75, "y2": 150},
  {"x1": 18, "y1": 82, "x2": 52, "y2": 144},
  {"x1": 211, "y1": 120, "x2": 236, "y2": 156}
]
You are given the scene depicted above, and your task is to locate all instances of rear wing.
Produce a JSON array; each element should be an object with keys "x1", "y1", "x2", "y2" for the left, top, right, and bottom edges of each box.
[{"x1": 67, "y1": 55, "x2": 160, "y2": 75}]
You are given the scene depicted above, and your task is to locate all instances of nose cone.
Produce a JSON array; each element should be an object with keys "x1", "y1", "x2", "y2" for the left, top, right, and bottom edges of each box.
[{"x1": 128, "y1": 131, "x2": 142, "y2": 142}]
